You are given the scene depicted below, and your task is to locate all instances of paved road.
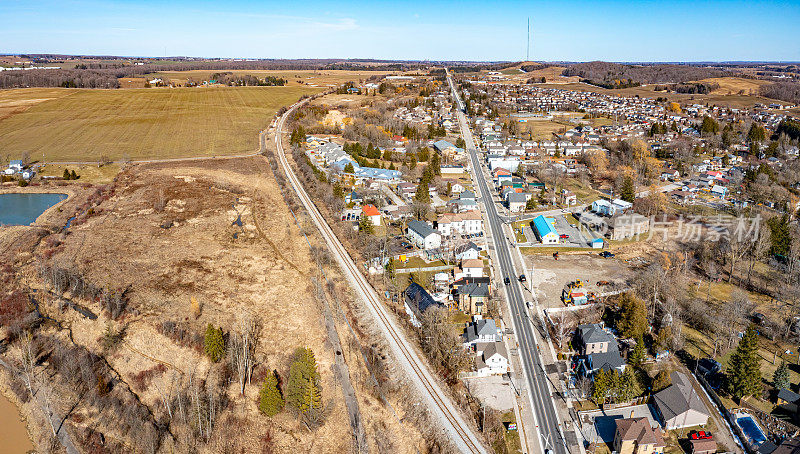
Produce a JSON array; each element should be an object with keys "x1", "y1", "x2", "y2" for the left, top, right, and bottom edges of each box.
[
  {"x1": 273, "y1": 97, "x2": 487, "y2": 454},
  {"x1": 449, "y1": 71, "x2": 569, "y2": 454}
]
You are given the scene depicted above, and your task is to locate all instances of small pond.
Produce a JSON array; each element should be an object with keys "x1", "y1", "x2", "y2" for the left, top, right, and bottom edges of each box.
[
  {"x1": 0, "y1": 392, "x2": 33, "y2": 453},
  {"x1": 0, "y1": 193, "x2": 67, "y2": 226}
]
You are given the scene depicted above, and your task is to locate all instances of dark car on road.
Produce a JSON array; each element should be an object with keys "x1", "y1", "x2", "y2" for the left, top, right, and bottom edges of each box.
[
  {"x1": 599, "y1": 251, "x2": 615, "y2": 258},
  {"x1": 504, "y1": 277, "x2": 511, "y2": 285},
  {"x1": 519, "y1": 274, "x2": 526, "y2": 282}
]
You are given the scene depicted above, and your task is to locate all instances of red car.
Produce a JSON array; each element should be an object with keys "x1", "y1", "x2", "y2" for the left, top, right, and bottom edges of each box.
[
  {"x1": 689, "y1": 431, "x2": 712, "y2": 440},
  {"x1": 559, "y1": 234, "x2": 569, "y2": 239}
]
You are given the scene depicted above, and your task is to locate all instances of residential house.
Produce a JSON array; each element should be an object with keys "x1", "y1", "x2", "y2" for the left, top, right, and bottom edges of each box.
[
  {"x1": 345, "y1": 191, "x2": 363, "y2": 205},
  {"x1": 653, "y1": 372, "x2": 710, "y2": 430},
  {"x1": 404, "y1": 282, "x2": 441, "y2": 327},
  {"x1": 474, "y1": 341, "x2": 509, "y2": 376},
  {"x1": 614, "y1": 417, "x2": 666, "y2": 454},
  {"x1": 360, "y1": 205, "x2": 382, "y2": 226},
  {"x1": 407, "y1": 220, "x2": 442, "y2": 250},
  {"x1": 592, "y1": 199, "x2": 614, "y2": 216},
  {"x1": 456, "y1": 258, "x2": 484, "y2": 279},
  {"x1": 710, "y1": 184, "x2": 728, "y2": 198},
  {"x1": 456, "y1": 282, "x2": 490, "y2": 314},
  {"x1": 561, "y1": 190, "x2": 577, "y2": 206},
  {"x1": 777, "y1": 388, "x2": 800, "y2": 414},
  {"x1": 690, "y1": 438, "x2": 717, "y2": 454},
  {"x1": 661, "y1": 169, "x2": 680, "y2": 181},
  {"x1": 462, "y1": 317, "x2": 502, "y2": 347},
  {"x1": 507, "y1": 193, "x2": 528, "y2": 213},
  {"x1": 437, "y1": 211, "x2": 483, "y2": 237},
  {"x1": 575, "y1": 324, "x2": 626, "y2": 377},
  {"x1": 532, "y1": 215, "x2": 559, "y2": 244},
  {"x1": 575, "y1": 324, "x2": 614, "y2": 354},
  {"x1": 454, "y1": 242, "x2": 480, "y2": 261},
  {"x1": 8, "y1": 160, "x2": 23, "y2": 172}
]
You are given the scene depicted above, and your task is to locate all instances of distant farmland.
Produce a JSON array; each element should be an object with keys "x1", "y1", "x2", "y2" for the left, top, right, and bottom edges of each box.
[{"x1": 0, "y1": 85, "x2": 321, "y2": 162}]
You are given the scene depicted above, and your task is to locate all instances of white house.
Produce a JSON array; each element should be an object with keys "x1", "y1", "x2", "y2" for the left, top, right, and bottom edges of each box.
[
  {"x1": 454, "y1": 242, "x2": 480, "y2": 261},
  {"x1": 611, "y1": 199, "x2": 633, "y2": 214},
  {"x1": 8, "y1": 160, "x2": 23, "y2": 172},
  {"x1": 462, "y1": 317, "x2": 502, "y2": 347},
  {"x1": 592, "y1": 199, "x2": 614, "y2": 216},
  {"x1": 436, "y1": 211, "x2": 483, "y2": 237},
  {"x1": 474, "y1": 342, "x2": 509, "y2": 376},
  {"x1": 407, "y1": 220, "x2": 442, "y2": 250},
  {"x1": 459, "y1": 259, "x2": 484, "y2": 278},
  {"x1": 710, "y1": 185, "x2": 728, "y2": 198},
  {"x1": 360, "y1": 205, "x2": 382, "y2": 226}
]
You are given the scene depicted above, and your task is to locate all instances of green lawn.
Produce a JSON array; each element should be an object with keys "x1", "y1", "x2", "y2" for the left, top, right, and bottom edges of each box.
[{"x1": 499, "y1": 411, "x2": 523, "y2": 454}]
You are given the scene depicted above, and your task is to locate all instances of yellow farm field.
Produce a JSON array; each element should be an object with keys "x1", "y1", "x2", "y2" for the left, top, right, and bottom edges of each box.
[
  {"x1": 698, "y1": 77, "x2": 771, "y2": 95},
  {"x1": 0, "y1": 85, "x2": 320, "y2": 162},
  {"x1": 151, "y1": 69, "x2": 396, "y2": 87}
]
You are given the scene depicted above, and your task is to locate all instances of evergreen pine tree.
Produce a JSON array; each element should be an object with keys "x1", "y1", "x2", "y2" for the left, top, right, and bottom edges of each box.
[
  {"x1": 70, "y1": 170, "x2": 78, "y2": 180},
  {"x1": 726, "y1": 325, "x2": 762, "y2": 400},
  {"x1": 620, "y1": 176, "x2": 636, "y2": 203},
  {"x1": 617, "y1": 367, "x2": 640, "y2": 402},
  {"x1": 774, "y1": 361, "x2": 790, "y2": 390},
  {"x1": 203, "y1": 324, "x2": 225, "y2": 362},
  {"x1": 629, "y1": 337, "x2": 646, "y2": 368},
  {"x1": 63, "y1": 169, "x2": 70, "y2": 179},
  {"x1": 430, "y1": 152, "x2": 441, "y2": 176},
  {"x1": 258, "y1": 372, "x2": 284, "y2": 416},
  {"x1": 287, "y1": 347, "x2": 321, "y2": 414},
  {"x1": 358, "y1": 213, "x2": 374, "y2": 234},
  {"x1": 592, "y1": 369, "x2": 611, "y2": 403},
  {"x1": 618, "y1": 293, "x2": 647, "y2": 339}
]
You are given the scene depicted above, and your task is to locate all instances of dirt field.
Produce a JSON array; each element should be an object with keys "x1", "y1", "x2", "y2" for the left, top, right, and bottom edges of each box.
[
  {"x1": 526, "y1": 252, "x2": 635, "y2": 310},
  {"x1": 0, "y1": 86, "x2": 320, "y2": 162},
  {"x1": 0, "y1": 87, "x2": 73, "y2": 121},
  {"x1": 0, "y1": 156, "x2": 420, "y2": 453}
]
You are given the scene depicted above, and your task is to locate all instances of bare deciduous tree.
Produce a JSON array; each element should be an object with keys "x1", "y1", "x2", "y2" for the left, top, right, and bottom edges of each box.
[{"x1": 229, "y1": 311, "x2": 259, "y2": 395}]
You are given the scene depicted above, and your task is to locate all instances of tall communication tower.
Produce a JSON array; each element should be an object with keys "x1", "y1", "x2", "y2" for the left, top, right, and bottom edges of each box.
[{"x1": 526, "y1": 18, "x2": 530, "y2": 61}]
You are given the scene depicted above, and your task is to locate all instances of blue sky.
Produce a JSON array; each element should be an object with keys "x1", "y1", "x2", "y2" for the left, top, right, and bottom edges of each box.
[{"x1": 1, "y1": 0, "x2": 799, "y2": 62}]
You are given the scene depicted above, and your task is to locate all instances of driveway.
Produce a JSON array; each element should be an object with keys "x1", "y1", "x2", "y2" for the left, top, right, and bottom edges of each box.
[{"x1": 552, "y1": 215, "x2": 588, "y2": 247}]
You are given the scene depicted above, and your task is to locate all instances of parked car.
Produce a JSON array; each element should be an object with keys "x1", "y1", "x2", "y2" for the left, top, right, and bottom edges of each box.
[
  {"x1": 559, "y1": 234, "x2": 569, "y2": 239},
  {"x1": 597, "y1": 280, "x2": 611, "y2": 286},
  {"x1": 599, "y1": 251, "x2": 615, "y2": 258},
  {"x1": 689, "y1": 431, "x2": 712, "y2": 440}
]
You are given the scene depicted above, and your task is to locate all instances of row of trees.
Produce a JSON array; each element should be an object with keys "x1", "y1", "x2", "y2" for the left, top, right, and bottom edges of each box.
[{"x1": 203, "y1": 322, "x2": 326, "y2": 426}]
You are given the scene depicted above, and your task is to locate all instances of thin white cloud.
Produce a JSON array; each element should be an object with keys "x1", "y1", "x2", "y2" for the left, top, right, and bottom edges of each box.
[{"x1": 311, "y1": 17, "x2": 357, "y2": 31}]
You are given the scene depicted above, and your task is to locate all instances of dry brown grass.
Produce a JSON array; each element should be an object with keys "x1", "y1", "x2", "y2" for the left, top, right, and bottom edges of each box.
[
  {"x1": 698, "y1": 77, "x2": 772, "y2": 95},
  {"x1": 0, "y1": 156, "x2": 421, "y2": 453}
]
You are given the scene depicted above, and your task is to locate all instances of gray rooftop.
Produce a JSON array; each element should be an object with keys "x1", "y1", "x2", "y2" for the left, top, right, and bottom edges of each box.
[
  {"x1": 408, "y1": 220, "x2": 438, "y2": 238},
  {"x1": 653, "y1": 371, "x2": 709, "y2": 421}
]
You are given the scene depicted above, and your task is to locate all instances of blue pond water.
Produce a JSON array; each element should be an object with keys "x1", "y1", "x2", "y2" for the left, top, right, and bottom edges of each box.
[
  {"x1": 737, "y1": 415, "x2": 767, "y2": 445},
  {"x1": 0, "y1": 193, "x2": 67, "y2": 226}
]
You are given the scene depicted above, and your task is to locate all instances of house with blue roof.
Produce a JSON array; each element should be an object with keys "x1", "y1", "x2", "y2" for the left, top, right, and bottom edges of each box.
[
  {"x1": 331, "y1": 158, "x2": 401, "y2": 183},
  {"x1": 532, "y1": 215, "x2": 559, "y2": 244}
]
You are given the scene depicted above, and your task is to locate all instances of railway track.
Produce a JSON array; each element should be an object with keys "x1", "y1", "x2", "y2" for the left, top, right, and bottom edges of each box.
[{"x1": 272, "y1": 98, "x2": 487, "y2": 454}]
